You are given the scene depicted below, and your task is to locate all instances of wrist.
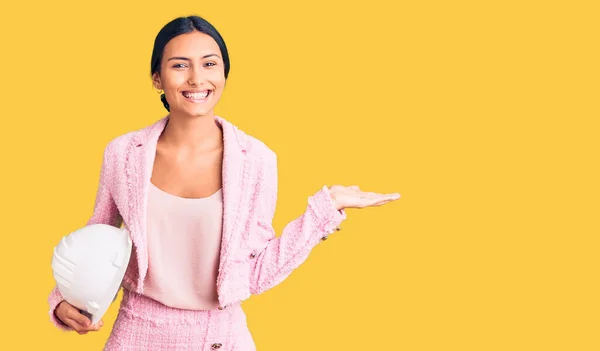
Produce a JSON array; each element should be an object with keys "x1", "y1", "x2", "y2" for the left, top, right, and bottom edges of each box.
[{"x1": 327, "y1": 186, "x2": 341, "y2": 211}]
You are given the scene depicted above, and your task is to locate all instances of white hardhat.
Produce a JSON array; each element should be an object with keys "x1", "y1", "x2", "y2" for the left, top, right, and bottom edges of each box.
[{"x1": 51, "y1": 224, "x2": 132, "y2": 325}]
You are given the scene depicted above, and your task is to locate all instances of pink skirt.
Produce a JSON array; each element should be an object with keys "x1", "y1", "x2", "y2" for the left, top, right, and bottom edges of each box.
[{"x1": 104, "y1": 289, "x2": 256, "y2": 351}]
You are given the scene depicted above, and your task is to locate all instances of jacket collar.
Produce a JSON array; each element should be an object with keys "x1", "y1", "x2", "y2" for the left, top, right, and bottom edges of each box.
[{"x1": 131, "y1": 115, "x2": 248, "y2": 151}]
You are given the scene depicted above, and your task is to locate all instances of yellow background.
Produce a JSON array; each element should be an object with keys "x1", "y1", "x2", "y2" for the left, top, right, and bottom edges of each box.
[{"x1": 0, "y1": 0, "x2": 598, "y2": 350}]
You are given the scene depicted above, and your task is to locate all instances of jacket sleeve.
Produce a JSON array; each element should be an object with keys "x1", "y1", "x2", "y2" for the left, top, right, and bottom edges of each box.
[
  {"x1": 248, "y1": 153, "x2": 347, "y2": 295},
  {"x1": 48, "y1": 142, "x2": 123, "y2": 331}
]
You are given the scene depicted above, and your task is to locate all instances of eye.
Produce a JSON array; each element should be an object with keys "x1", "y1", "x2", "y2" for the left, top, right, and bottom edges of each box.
[
  {"x1": 204, "y1": 62, "x2": 217, "y2": 67},
  {"x1": 172, "y1": 63, "x2": 187, "y2": 68}
]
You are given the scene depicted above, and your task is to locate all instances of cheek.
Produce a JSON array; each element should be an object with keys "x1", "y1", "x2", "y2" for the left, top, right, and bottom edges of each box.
[
  {"x1": 208, "y1": 70, "x2": 226, "y2": 87},
  {"x1": 165, "y1": 76, "x2": 187, "y2": 90},
  {"x1": 160, "y1": 70, "x2": 185, "y2": 90},
  {"x1": 213, "y1": 79, "x2": 226, "y2": 90}
]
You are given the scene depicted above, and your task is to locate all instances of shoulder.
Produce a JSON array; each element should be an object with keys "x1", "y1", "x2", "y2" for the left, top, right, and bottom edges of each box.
[
  {"x1": 233, "y1": 124, "x2": 279, "y2": 201},
  {"x1": 239, "y1": 132, "x2": 277, "y2": 177},
  {"x1": 228, "y1": 119, "x2": 277, "y2": 166},
  {"x1": 246, "y1": 134, "x2": 276, "y2": 162},
  {"x1": 103, "y1": 118, "x2": 165, "y2": 158},
  {"x1": 100, "y1": 131, "x2": 136, "y2": 163},
  {"x1": 104, "y1": 132, "x2": 134, "y2": 155}
]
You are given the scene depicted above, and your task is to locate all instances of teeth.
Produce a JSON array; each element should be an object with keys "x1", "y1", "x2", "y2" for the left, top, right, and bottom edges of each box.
[{"x1": 183, "y1": 91, "x2": 209, "y2": 99}]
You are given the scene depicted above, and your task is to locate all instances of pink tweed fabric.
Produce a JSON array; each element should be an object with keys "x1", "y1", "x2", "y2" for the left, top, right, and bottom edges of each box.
[
  {"x1": 103, "y1": 289, "x2": 254, "y2": 351},
  {"x1": 47, "y1": 115, "x2": 347, "y2": 347}
]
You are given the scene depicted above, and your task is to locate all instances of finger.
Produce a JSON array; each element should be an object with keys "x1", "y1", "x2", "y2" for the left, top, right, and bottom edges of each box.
[
  {"x1": 77, "y1": 320, "x2": 103, "y2": 333},
  {"x1": 366, "y1": 195, "x2": 399, "y2": 207},
  {"x1": 81, "y1": 319, "x2": 103, "y2": 332},
  {"x1": 371, "y1": 199, "x2": 394, "y2": 207},
  {"x1": 367, "y1": 192, "x2": 400, "y2": 199},
  {"x1": 381, "y1": 195, "x2": 400, "y2": 202},
  {"x1": 86, "y1": 323, "x2": 102, "y2": 331},
  {"x1": 367, "y1": 193, "x2": 400, "y2": 201},
  {"x1": 91, "y1": 320, "x2": 104, "y2": 330},
  {"x1": 360, "y1": 193, "x2": 394, "y2": 201},
  {"x1": 67, "y1": 309, "x2": 92, "y2": 329},
  {"x1": 354, "y1": 194, "x2": 382, "y2": 206},
  {"x1": 63, "y1": 317, "x2": 89, "y2": 334},
  {"x1": 359, "y1": 192, "x2": 391, "y2": 199},
  {"x1": 379, "y1": 194, "x2": 400, "y2": 203}
]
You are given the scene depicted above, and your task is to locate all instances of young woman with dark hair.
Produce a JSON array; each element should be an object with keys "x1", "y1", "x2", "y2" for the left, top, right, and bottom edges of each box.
[{"x1": 48, "y1": 15, "x2": 400, "y2": 350}]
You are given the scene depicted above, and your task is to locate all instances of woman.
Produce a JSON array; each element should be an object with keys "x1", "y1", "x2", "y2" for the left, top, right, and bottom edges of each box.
[{"x1": 47, "y1": 15, "x2": 400, "y2": 350}]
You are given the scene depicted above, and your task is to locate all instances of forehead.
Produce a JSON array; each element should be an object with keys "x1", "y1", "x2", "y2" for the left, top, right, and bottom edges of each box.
[{"x1": 163, "y1": 31, "x2": 221, "y2": 58}]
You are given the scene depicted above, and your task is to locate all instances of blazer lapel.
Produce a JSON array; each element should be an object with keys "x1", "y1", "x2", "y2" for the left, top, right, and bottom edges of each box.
[
  {"x1": 215, "y1": 116, "x2": 248, "y2": 305},
  {"x1": 124, "y1": 115, "x2": 248, "y2": 299},
  {"x1": 125, "y1": 117, "x2": 167, "y2": 292}
]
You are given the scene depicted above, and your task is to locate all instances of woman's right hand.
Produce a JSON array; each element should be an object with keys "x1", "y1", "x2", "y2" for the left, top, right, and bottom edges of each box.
[{"x1": 55, "y1": 301, "x2": 104, "y2": 334}]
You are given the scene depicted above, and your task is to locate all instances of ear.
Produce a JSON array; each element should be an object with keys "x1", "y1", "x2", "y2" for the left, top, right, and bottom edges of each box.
[{"x1": 152, "y1": 72, "x2": 162, "y2": 90}]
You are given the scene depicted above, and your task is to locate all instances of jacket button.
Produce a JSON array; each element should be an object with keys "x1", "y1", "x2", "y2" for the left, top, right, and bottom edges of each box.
[
  {"x1": 249, "y1": 252, "x2": 256, "y2": 259},
  {"x1": 335, "y1": 226, "x2": 341, "y2": 231},
  {"x1": 321, "y1": 235, "x2": 328, "y2": 241},
  {"x1": 211, "y1": 343, "x2": 222, "y2": 349},
  {"x1": 218, "y1": 305, "x2": 227, "y2": 310}
]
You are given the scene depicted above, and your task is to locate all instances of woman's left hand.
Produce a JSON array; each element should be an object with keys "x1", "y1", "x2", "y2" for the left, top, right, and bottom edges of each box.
[{"x1": 328, "y1": 185, "x2": 400, "y2": 211}]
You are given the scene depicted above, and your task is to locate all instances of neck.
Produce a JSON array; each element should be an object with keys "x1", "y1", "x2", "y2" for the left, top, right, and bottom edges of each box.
[{"x1": 160, "y1": 111, "x2": 223, "y2": 151}]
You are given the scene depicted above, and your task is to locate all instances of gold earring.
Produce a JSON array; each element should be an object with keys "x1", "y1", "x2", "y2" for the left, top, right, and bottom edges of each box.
[{"x1": 156, "y1": 89, "x2": 163, "y2": 95}]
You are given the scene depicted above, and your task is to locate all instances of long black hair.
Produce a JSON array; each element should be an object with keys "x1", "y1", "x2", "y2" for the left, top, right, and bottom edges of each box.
[{"x1": 150, "y1": 16, "x2": 231, "y2": 111}]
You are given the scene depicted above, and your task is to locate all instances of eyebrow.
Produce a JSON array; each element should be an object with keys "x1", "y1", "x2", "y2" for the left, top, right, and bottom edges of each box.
[{"x1": 167, "y1": 54, "x2": 221, "y2": 61}]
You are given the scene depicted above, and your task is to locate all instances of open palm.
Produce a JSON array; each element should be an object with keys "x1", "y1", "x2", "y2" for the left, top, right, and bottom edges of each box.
[{"x1": 329, "y1": 185, "x2": 400, "y2": 210}]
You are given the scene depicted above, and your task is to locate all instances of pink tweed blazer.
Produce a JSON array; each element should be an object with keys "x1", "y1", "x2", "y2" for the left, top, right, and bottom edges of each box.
[{"x1": 48, "y1": 115, "x2": 347, "y2": 330}]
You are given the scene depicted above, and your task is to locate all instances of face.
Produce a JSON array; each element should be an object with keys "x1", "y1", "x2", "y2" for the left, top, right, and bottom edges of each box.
[{"x1": 152, "y1": 31, "x2": 226, "y2": 117}]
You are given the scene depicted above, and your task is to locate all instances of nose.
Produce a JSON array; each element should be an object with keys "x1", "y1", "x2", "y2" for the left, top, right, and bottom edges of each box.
[{"x1": 187, "y1": 66, "x2": 205, "y2": 86}]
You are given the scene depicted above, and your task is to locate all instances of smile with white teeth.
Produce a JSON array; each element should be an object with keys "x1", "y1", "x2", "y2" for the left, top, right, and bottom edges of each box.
[{"x1": 182, "y1": 91, "x2": 211, "y2": 99}]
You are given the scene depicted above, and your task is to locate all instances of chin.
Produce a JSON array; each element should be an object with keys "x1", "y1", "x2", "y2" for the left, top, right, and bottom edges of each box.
[
  {"x1": 174, "y1": 106, "x2": 212, "y2": 117},
  {"x1": 188, "y1": 108, "x2": 213, "y2": 117}
]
